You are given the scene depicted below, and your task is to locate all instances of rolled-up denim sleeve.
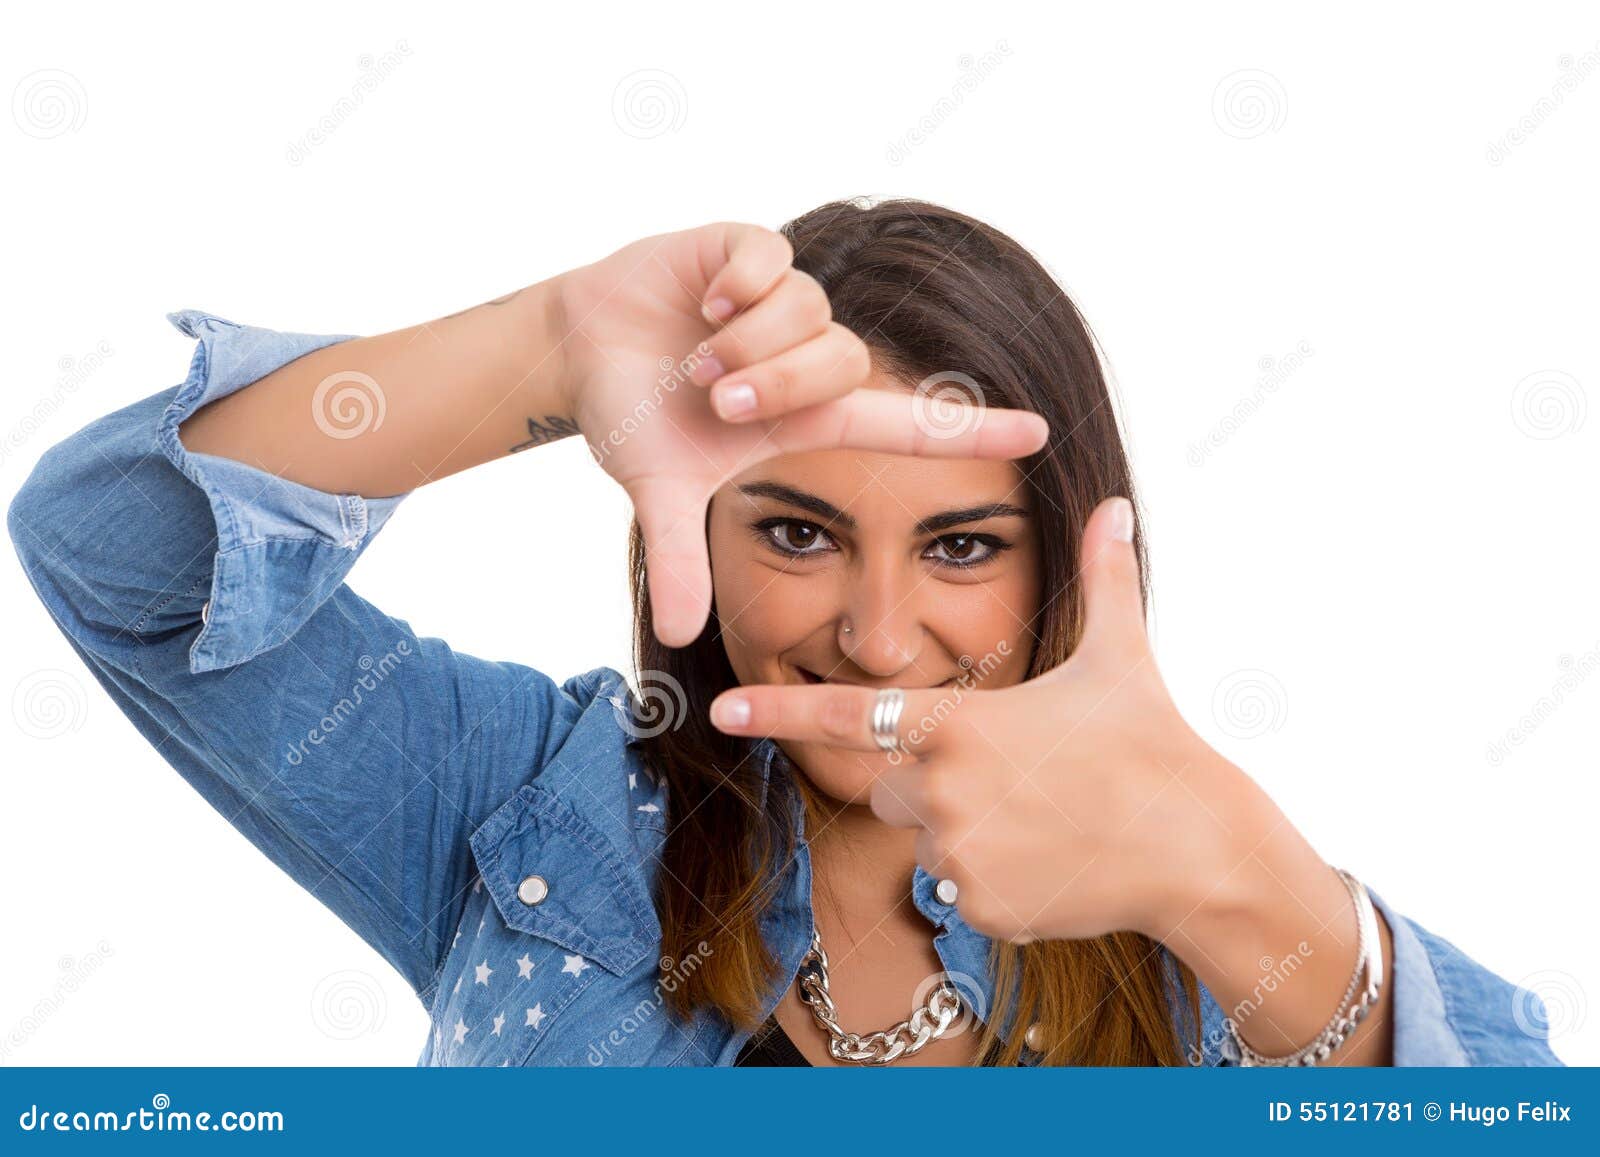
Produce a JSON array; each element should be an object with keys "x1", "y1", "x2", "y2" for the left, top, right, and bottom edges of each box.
[
  {"x1": 7, "y1": 309, "x2": 593, "y2": 1005},
  {"x1": 1365, "y1": 886, "x2": 1565, "y2": 1066}
]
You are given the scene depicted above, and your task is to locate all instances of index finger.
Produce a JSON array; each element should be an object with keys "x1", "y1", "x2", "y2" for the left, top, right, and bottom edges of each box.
[
  {"x1": 766, "y1": 386, "x2": 1050, "y2": 461},
  {"x1": 707, "y1": 681, "x2": 965, "y2": 755}
]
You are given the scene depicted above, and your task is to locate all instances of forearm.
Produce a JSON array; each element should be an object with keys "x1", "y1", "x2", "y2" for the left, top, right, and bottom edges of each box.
[{"x1": 178, "y1": 277, "x2": 573, "y2": 497}]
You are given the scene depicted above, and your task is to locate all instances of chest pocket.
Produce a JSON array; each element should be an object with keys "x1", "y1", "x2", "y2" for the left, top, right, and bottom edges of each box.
[{"x1": 428, "y1": 782, "x2": 661, "y2": 1066}]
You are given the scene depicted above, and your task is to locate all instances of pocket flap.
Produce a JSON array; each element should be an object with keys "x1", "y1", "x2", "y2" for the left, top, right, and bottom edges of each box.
[{"x1": 468, "y1": 782, "x2": 658, "y2": 977}]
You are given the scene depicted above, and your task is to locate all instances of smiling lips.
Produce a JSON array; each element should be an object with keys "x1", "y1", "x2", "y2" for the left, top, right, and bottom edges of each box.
[{"x1": 793, "y1": 665, "x2": 957, "y2": 690}]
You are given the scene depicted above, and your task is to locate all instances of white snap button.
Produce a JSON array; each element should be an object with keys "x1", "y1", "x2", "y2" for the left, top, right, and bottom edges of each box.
[
  {"x1": 200, "y1": 599, "x2": 211, "y2": 625},
  {"x1": 934, "y1": 877, "x2": 959, "y2": 905},
  {"x1": 1025, "y1": 1022, "x2": 1047, "y2": 1051},
  {"x1": 516, "y1": 874, "x2": 549, "y2": 906}
]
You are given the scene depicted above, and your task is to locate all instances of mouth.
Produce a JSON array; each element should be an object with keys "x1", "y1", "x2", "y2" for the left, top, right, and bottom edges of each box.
[{"x1": 794, "y1": 665, "x2": 958, "y2": 690}]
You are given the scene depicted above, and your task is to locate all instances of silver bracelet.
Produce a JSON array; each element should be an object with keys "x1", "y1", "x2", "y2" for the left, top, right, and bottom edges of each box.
[{"x1": 1224, "y1": 867, "x2": 1385, "y2": 1066}]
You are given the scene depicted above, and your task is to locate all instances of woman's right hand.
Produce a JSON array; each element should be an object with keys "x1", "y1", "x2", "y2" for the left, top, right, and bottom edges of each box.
[{"x1": 555, "y1": 221, "x2": 1050, "y2": 647}]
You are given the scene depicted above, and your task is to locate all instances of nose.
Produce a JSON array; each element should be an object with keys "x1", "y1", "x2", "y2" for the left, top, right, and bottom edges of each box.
[{"x1": 836, "y1": 575, "x2": 924, "y2": 679}]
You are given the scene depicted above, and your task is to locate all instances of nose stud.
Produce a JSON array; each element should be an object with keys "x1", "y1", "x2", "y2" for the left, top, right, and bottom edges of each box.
[{"x1": 841, "y1": 621, "x2": 853, "y2": 636}]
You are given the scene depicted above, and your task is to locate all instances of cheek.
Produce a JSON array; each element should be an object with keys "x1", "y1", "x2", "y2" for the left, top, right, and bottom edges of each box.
[
  {"x1": 944, "y1": 573, "x2": 1041, "y2": 683},
  {"x1": 711, "y1": 558, "x2": 830, "y2": 679}
]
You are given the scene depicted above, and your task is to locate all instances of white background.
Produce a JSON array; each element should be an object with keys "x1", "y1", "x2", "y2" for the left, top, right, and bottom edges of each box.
[{"x1": 2, "y1": 1, "x2": 1595, "y2": 1066}]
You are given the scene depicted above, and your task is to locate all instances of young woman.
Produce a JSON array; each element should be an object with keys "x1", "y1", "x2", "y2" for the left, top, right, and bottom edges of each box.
[{"x1": 9, "y1": 199, "x2": 1563, "y2": 1067}]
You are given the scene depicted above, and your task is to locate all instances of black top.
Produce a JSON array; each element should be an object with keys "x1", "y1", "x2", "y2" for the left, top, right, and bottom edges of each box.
[{"x1": 733, "y1": 1014, "x2": 813, "y2": 1066}]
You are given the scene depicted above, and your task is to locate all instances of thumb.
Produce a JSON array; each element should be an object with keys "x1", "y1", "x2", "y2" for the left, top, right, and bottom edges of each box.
[
  {"x1": 1072, "y1": 496, "x2": 1150, "y2": 669},
  {"x1": 630, "y1": 476, "x2": 713, "y2": 648}
]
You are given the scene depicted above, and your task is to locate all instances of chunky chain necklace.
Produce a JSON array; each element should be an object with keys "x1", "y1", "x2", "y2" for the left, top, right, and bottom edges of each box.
[{"x1": 794, "y1": 926, "x2": 963, "y2": 1065}]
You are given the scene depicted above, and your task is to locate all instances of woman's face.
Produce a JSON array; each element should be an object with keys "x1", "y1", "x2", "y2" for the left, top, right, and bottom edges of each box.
[{"x1": 706, "y1": 375, "x2": 1043, "y2": 804}]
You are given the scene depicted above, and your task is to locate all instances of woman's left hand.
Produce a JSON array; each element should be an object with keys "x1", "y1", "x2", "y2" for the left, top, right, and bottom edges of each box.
[{"x1": 707, "y1": 495, "x2": 1299, "y2": 946}]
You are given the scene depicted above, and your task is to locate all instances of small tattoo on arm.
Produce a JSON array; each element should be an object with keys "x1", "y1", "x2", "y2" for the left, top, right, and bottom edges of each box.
[
  {"x1": 509, "y1": 415, "x2": 581, "y2": 454},
  {"x1": 438, "y1": 288, "x2": 525, "y2": 323}
]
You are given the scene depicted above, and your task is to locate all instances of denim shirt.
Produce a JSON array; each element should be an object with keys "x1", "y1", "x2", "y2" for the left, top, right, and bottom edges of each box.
[{"x1": 7, "y1": 309, "x2": 1565, "y2": 1068}]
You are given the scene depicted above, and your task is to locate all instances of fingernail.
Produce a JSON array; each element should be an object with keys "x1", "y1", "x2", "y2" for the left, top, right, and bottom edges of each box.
[
  {"x1": 690, "y1": 355, "x2": 725, "y2": 386},
  {"x1": 712, "y1": 695, "x2": 751, "y2": 729},
  {"x1": 1110, "y1": 497, "x2": 1134, "y2": 543},
  {"x1": 702, "y1": 296, "x2": 735, "y2": 324},
  {"x1": 713, "y1": 383, "x2": 757, "y2": 420}
]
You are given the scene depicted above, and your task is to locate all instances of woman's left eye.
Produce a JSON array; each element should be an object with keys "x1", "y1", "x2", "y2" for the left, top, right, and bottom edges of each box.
[{"x1": 924, "y1": 533, "x2": 1008, "y2": 568}]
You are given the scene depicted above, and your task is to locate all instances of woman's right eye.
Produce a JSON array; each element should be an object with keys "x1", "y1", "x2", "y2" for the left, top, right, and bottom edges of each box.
[{"x1": 755, "y1": 518, "x2": 836, "y2": 557}]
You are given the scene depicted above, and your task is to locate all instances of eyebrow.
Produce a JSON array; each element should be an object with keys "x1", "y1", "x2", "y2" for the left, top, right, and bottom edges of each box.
[{"x1": 735, "y1": 481, "x2": 1030, "y2": 535}]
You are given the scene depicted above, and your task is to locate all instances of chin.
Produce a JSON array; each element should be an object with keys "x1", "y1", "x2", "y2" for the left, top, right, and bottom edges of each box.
[{"x1": 783, "y1": 740, "x2": 895, "y2": 806}]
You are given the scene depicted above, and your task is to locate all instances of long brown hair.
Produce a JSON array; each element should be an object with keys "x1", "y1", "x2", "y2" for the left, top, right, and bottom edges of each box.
[{"x1": 628, "y1": 196, "x2": 1202, "y2": 1065}]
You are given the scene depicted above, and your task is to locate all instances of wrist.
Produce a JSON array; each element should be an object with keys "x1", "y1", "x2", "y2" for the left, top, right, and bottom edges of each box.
[{"x1": 511, "y1": 273, "x2": 578, "y2": 427}]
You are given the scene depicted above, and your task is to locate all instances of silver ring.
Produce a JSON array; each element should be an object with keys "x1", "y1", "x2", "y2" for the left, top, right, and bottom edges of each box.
[{"x1": 870, "y1": 687, "x2": 907, "y2": 753}]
